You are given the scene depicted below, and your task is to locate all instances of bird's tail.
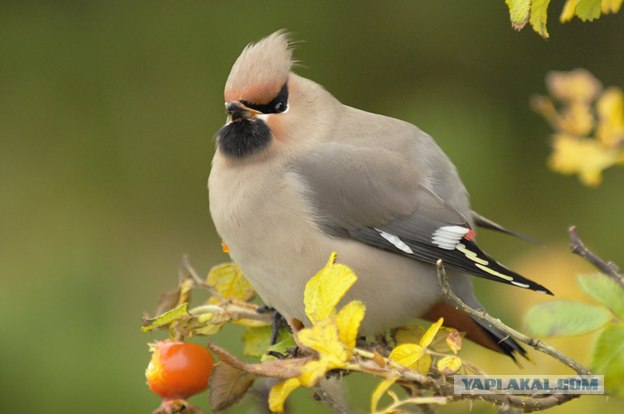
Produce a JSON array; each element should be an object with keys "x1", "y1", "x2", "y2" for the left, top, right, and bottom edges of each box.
[{"x1": 422, "y1": 301, "x2": 527, "y2": 362}]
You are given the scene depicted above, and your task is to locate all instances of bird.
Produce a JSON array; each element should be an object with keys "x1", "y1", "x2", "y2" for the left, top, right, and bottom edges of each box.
[{"x1": 208, "y1": 30, "x2": 552, "y2": 360}]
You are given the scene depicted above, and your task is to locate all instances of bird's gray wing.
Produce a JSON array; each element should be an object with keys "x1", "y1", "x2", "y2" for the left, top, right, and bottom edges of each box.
[
  {"x1": 290, "y1": 143, "x2": 552, "y2": 294},
  {"x1": 471, "y1": 210, "x2": 538, "y2": 244}
]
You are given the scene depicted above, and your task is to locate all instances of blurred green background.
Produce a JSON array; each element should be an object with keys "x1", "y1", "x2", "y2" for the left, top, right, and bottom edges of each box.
[{"x1": 1, "y1": 1, "x2": 623, "y2": 413}]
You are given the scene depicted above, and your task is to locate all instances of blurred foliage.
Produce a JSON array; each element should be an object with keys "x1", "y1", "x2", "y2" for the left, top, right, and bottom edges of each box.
[
  {"x1": 526, "y1": 273, "x2": 624, "y2": 397},
  {"x1": 506, "y1": 0, "x2": 623, "y2": 38},
  {"x1": 1, "y1": 1, "x2": 624, "y2": 413},
  {"x1": 533, "y1": 69, "x2": 624, "y2": 186}
]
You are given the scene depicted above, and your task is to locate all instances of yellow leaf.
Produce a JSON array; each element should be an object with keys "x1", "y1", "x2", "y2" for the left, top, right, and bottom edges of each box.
[
  {"x1": 335, "y1": 300, "x2": 366, "y2": 351},
  {"x1": 304, "y1": 252, "x2": 358, "y2": 324},
  {"x1": 558, "y1": 102, "x2": 595, "y2": 136},
  {"x1": 505, "y1": 0, "x2": 531, "y2": 30},
  {"x1": 268, "y1": 378, "x2": 300, "y2": 413},
  {"x1": 232, "y1": 318, "x2": 271, "y2": 328},
  {"x1": 191, "y1": 322, "x2": 222, "y2": 336},
  {"x1": 414, "y1": 352, "x2": 433, "y2": 375},
  {"x1": 297, "y1": 319, "x2": 350, "y2": 362},
  {"x1": 546, "y1": 69, "x2": 602, "y2": 103},
  {"x1": 394, "y1": 325, "x2": 426, "y2": 345},
  {"x1": 596, "y1": 87, "x2": 624, "y2": 148},
  {"x1": 436, "y1": 356, "x2": 463, "y2": 375},
  {"x1": 419, "y1": 318, "x2": 444, "y2": 348},
  {"x1": 549, "y1": 134, "x2": 619, "y2": 186},
  {"x1": 371, "y1": 377, "x2": 398, "y2": 414},
  {"x1": 602, "y1": 0, "x2": 624, "y2": 13},
  {"x1": 389, "y1": 344, "x2": 425, "y2": 370},
  {"x1": 576, "y1": 0, "x2": 602, "y2": 21},
  {"x1": 242, "y1": 326, "x2": 273, "y2": 357},
  {"x1": 529, "y1": 0, "x2": 552, "y2": 39},
  {"x1": 445, "y1": 330, "x2": 463, "y2": 354},
  {"x1": 206, "y1": 262, "x2": 255, "y2": 301},
  {"x1": 298, "y1": 360, "x2": 331, "y2": 387},
  {"x1": 560, "y1": 0, "x2": 580, "y2": 22}
]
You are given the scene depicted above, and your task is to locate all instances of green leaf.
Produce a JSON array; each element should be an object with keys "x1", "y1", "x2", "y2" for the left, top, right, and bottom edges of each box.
[
  {"x1": 505, "y1": 0, "x2": 531, "y2": 30},
  {"x1": 578, "y1": 274, "x2": 624, "y2": 319},
  {"x1": 592, "y1": 323, "x2": 624, "y2": 397},
  {"x1": 141, "y1": 303, "x2": 188, "y2": 332},
  {"x1": 576, "y1": 0, "x2": 602, "y2": 20},
  {"x1": 261, "y1": 332, "x2": 297, "y2": 362},
  {"x1": 525, "y1": 300, "x2": 612, "y2": 336},
  {"x1": 530, "y1": 0, "x2": 552, "y2": 39}
]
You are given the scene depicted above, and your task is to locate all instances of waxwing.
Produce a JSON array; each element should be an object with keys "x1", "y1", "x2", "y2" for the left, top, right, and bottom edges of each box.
[{"x1": 208, "y1": 31, "x2": 552, "y2": 360}]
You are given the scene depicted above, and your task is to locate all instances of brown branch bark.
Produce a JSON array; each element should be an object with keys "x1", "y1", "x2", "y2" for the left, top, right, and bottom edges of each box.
[{"x1": 569, "y1": 225, "x2": 624, "y2": 289}]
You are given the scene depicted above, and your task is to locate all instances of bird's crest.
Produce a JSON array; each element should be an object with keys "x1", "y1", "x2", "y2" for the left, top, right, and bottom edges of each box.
[{"x1": 224, "y1": 30, "x2": 294, "y2": 105}]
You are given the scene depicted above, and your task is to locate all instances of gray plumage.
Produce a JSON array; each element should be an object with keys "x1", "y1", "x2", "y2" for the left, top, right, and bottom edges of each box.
[{"x1": 209, "y1": 31, "x2": 551, "y2": 359}]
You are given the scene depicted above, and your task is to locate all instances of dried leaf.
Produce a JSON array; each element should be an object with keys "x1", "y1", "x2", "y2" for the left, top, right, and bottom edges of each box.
[
  {"x1": 206, "y1": 262, "x2": 255, "y2": 301},
  {"x1": 334, "y1": 300, "x2": 366, "y2": 351},
  {"x1": 445, "y1": 330, "x2": 463, "y2": 354},
  {"x1": 207, "y1": 343, "x2": 310, "y2": 379},
  {"x1": 304, "y1": 252, "x2": 358, "y2": 324},
  {"x1": 152, "y1": 287, "x2": 183, "y2": 317},
  {"x1": 209, "y1": 361, "x2": 256, "y2": 411}
]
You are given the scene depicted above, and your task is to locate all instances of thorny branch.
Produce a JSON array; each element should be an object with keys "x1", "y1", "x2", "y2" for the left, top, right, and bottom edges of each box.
[
  {"x1": 433, "y1": 259, "x2": 590, "y2": 412},
  {"x1": 569, "y1": 225, "x2": 624, "y2": 289}
]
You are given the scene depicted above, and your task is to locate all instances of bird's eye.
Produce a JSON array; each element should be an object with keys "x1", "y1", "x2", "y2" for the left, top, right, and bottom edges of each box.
[
  {"x1": 274, "y1": 102, "x2": 286, "y2": 113},
  {"x1": 239, "y1": 83, "x2": 289, "y2": 115}
]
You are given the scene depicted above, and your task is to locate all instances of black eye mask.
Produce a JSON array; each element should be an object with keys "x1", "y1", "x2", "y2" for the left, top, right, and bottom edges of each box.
[{"x1": 240, "y1": 83, "x2": 288, "y2": 114}]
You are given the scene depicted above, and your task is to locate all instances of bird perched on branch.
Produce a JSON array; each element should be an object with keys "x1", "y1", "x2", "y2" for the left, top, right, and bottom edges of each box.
[{"x1": 209, "y1": 31, "x2": 552, "y2": 360}]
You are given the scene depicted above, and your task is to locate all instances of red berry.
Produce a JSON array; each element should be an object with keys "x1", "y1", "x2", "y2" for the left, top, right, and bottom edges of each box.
[{"x1": 146, "y1": 340, "x2": 215, "y2": 399}]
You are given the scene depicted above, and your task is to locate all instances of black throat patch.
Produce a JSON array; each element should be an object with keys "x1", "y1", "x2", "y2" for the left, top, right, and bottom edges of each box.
[{"x1": 216, "y1": 118, "x2": 272, "y2": 158}]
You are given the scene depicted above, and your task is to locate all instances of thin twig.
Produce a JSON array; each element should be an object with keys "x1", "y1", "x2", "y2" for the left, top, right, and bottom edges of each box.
[
  {"x1": 569, "y1": 226, "x2": 624, "y2": 289},
  {"x1": 434, "y1": 260, "x2": 591, "y2": 376},
  {"x1": 313, "y1": 383, "x2": 351, "y2": 414}
]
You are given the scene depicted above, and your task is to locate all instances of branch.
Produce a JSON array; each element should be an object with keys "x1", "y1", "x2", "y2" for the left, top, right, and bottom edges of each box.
[
  {"x1": 428, "y1": 259, "x2": 595, "y2": 411},
  {"x1": 435, "y1": 259, "x2": 591, "y2": 375},
  {"x1": 569, "y1": 226, "x2": 624, "y2": 289}
]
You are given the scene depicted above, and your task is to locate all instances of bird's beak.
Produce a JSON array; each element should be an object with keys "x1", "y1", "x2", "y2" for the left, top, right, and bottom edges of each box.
[{"x1": 225, "y1": 102, "x2": 259, "y2": 121}]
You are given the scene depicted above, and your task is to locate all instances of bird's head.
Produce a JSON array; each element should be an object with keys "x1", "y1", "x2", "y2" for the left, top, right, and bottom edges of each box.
[{"x1": 216, "y1": 30, "x2": 336, "y2": 160}]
